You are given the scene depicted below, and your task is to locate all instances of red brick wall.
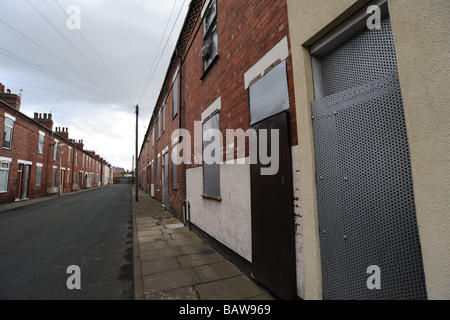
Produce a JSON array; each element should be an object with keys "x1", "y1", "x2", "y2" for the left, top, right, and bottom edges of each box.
[
  {"x1": 1, "y1": 105, "x2": 53, "y2": 202},
  {"x1": 183, "y1": 0, "x2": 297, "y2": 169},
  {"x1": 139, "y1": 0, "x2": 297, "y2": 219},
  {"x1": 1, "y1": 102, "x2": 110, "y2": 205}
]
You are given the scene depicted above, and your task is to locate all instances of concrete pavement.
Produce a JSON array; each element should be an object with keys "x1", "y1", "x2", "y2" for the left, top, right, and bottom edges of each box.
[{"x1": 132, "y1": 188, "x2": 275, "y2": 300}]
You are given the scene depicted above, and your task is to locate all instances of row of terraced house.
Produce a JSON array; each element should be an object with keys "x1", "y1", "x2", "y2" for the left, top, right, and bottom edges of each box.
[
  {"x1": 138, "y1": 0, "x2": 448, "y2": 300},
  {"x1": 0, "y1": 83, "x2": 114, "y2": 204}
]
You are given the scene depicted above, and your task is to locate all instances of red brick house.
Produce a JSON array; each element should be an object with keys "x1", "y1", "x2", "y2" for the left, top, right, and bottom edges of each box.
[
  {"x1": 1, "y1": 85, "x2": 112, "y2": 204},
  {"x1": 139, "y1": 0, "x2": 302, "y2": 299}
]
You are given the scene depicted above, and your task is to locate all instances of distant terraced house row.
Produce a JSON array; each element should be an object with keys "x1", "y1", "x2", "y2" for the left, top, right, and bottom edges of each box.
[{"x1": 0, "y1": 84, "x2": 114, "y2": 204}]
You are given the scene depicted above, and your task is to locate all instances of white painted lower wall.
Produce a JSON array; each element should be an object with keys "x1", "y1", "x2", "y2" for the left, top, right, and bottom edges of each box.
[
  {"x1": 186, "y1": 146, "x2": 305, "y2": 298},
  {"x1": 186, "y1": 158, "x2": 253, "y2": 262}
]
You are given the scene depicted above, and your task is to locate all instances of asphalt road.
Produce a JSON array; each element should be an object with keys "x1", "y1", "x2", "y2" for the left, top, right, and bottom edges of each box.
[{"x1": 0, "y1": 184, "x2": 133, "y2": 300}]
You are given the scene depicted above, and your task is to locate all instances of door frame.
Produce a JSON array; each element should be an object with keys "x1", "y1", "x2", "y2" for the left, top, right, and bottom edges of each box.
[{"x1": 250, "y1": 111, "x2": 297, "y2": 300}]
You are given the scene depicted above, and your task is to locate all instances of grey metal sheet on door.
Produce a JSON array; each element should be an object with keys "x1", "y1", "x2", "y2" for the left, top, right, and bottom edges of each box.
[{"x1": 312, "y1": 72, "x2": 427, "y2": 300}]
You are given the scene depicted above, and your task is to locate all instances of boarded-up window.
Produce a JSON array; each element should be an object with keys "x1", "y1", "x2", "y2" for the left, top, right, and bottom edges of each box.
[
  {"x1": 202, "y1": 113, "x2": 220, "y2": 198},
  {"x1": 249, "y1": 60, "x2": 290, "y2": 125}
]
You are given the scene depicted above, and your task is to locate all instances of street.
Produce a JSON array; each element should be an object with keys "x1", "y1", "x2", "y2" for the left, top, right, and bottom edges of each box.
[{"x1": 0, "y1": 184, "x2": 133, "y2": 300}]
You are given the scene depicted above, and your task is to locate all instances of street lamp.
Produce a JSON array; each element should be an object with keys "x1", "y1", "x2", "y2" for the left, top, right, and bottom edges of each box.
[{"x1": 51, "y1": 142, "x2": 65, "y2": 196}]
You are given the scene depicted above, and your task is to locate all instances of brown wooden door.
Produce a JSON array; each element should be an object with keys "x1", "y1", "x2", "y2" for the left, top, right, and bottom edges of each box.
[
  {"x1": 250, "y1": 111, "x2": 296, "y2": 300},
  {"x1": 15, "y1": 164, "x2": 23, "y2": 200}
]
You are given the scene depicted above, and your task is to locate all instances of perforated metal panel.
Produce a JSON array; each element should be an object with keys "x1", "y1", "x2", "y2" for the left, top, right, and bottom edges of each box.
[
  {"x1": 312, "y1": 16, "x2": 427, "y2": 300},
  {"x1": 249, "y1": 60, "x2": 290, "y2": 125},
  {"x1": 320, "y1": 17, "x2": 398, "y2": 96}
]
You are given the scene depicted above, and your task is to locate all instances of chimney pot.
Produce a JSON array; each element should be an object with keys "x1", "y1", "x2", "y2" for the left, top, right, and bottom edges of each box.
[{"x1": 34, "y1": 112, "x2": 38, "y2": 119}]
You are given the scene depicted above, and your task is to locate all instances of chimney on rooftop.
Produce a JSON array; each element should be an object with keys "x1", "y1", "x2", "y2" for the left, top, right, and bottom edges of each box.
[
  {"x1": 33, "y1": 112, "x2": 54, "y2": 131},
  {"x1": 56, "y1": 127, "x2": 70, "y2": 139},
  {"x1": 75, "y1": 139, "x2": 84, "y2": 150},
  {"x1": 0, "y1": 84, "x2": 21, "y2": 111}
]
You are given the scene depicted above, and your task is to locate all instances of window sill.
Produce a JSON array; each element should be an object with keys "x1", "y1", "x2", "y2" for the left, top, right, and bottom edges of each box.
[
  {"x1": 201, "y1": 55, "x2": 219, "y2": 80},
  {"x1": 201, "y1": 194, "x2": 221, "y2": 201}
]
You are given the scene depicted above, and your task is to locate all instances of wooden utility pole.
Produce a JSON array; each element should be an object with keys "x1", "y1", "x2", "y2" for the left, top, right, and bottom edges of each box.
[{"x1": 135, "y1": 105, "x2": 139, "y2": 202}]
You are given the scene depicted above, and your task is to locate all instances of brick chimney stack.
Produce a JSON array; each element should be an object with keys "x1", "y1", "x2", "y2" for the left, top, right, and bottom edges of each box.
[
  {"x1": 56, "y1": 127, "x2": 69, "y2": 139},
  {"x1": 0, "y1": 83, "x2": 21, "y2": 111},
  {"x1": 33, "y1": 112, "x2": 54, "y2": 131},
  {"x1": 75, "y1": 140, "x2": 84, "y2": 150}
]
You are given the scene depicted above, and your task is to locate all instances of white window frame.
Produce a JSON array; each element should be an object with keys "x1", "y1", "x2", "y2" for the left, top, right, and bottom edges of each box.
[
  {"x1": 3, "y1": 115, "x2": 15, "y2": 150},
  {"x1": 173, "y1": 72, "x2": 179, "y2": 118},
  {"x1": 53, "y1": 139, "x2": 59, "y2": 161},
  {"x1": 158, "y1": 112, "x2": 161, "y2": 139},
  {"x1": 201, "y1": 0, "x2": 218, "y2": 72},
  {"x1": 38, "y1": 131, "x2": 45, "y2": 155},
  {"x1": 36, "y1": 163, "x2": 43, "y2": 187},
  {"x1": 52, "y1": 166, "x2": 57, "y2": 188},
  {"x1": 0, "y1": 157, "x2": 12, "y2": 192},
  {"x1": 201, "y1": 98, "x2": 221, "y2": 200},
  {"x1": 162, "y1": 103, "x2": 166, "y2": 133}
]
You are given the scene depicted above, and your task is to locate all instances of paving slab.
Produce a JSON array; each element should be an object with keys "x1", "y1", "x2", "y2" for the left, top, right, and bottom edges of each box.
[
  {"x1": 195, "y1": 275, "x2": 265, "y2": 300},
  {"x1": 179, "y1": 243, "x2": 216, "y2": 255},
  {"x1": 138, "y1": 225, "x2": 164, "y2": 232},
  {"x1": 139, "y1": 240, "x2": 168, "y2": 251},
  {"x1": 167, "y1": 237, "x2": 204, "y2": 247},
  {"x1": 132, "y1": 188, "x2": 275, "y2": 301},
  {"x1": 177, "y1": 252, "x2": 224, "y2": 268},
  {"x1": 137, "y1": 230, "x2": 162, "y2": 237},
  {"x1": 140, "y1": 247, "x2": 183, "y2": 262},
  {"x1": 143, "y1": 268, "x2": 202, "y2": 294},
  {"x1": 138, "y1": 234, "x2": 165, "y2": 244},
  {"x1": 145, "y1": 286, "x2": 199, "y2": 300},
  {"x1": 141, "y1": 257, "x2": 181, "y2": 276},
  {"x1": 194, "y1": 261, "x2": 242, "y2": 283},
  {"x1": 161, "y1": 226, "x2": 190, "y2": 233}
]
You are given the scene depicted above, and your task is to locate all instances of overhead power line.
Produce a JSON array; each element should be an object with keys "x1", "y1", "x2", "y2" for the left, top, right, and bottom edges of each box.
[
  {"x1": 0, "y1": 47, "x2": 129, "y2": 106},
  {"x1": 53, "y1": 0, "x2": 133, "y2": 104},
  {"x1": 24, "y1": 0, "x2": 131, "y2": 104},
  {"x1": 0, "y1": 18, "x2": 129, "y2": 105},
  {"x1": 138, "y1": 0, "x2": 188, "y2": 105}
]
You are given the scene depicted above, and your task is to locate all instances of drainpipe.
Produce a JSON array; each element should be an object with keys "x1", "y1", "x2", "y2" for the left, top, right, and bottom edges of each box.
[
  {"x1": 176, "y1": 45, "x2": 189, "y2": 228},
  {"x1": 175, "y1": 46, "x2": 183, "y2": 143}
]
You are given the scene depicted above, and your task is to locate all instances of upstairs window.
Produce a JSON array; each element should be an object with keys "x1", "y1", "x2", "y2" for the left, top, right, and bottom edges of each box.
[
  {"x1": 3, "y1": 117, "x2": 14, "y2": 150},
  {"x1": 173, "y1": 74, "x2": 179, "y2": 118},
  {"x1": 38, "y1": 131, "x2": 45, "y2": 154},
  {"x1": 158, "y1": 112, "x2": 161, "y2": 139},
  {"x1": 162, "y1": 104, "x2": 166, "y2": 133},
  {"x1": 53, "y1": 142, "x2": 59, "y2": 161},
  {"x1": 201, "y1": 0, "x2": 218, "y2": 72},
  {"x1": 202, "y1": 112, "x2": 220, "y2": 199}
]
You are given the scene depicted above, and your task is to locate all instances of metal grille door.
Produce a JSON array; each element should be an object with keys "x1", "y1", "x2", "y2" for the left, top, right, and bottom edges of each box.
[{"x1": 312, "y1": 16, "x2": 427, "y2": 300}]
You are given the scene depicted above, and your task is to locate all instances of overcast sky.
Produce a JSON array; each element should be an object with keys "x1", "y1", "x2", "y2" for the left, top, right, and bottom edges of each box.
[{"x1": 0, "y1": 0, "x2": 190, "y2": 170}]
